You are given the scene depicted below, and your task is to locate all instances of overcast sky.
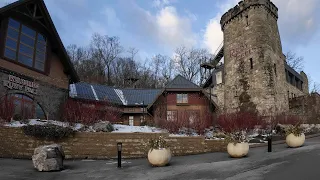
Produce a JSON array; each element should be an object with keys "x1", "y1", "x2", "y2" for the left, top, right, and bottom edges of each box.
[{"x1": 1, "y1": 0, "x2": 320, "y2": 84}]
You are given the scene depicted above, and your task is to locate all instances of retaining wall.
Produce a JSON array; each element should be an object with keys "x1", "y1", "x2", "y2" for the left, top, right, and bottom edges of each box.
[{"x1": 0, "y1": 127, "x2": 227, "y2": 159}]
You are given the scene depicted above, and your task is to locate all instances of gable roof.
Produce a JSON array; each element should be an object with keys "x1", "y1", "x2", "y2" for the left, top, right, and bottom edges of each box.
[
  {"x1": 0, "y1": 0, "x2": 79, "y2": 82},
  {"x1": 165, "y1": 75, "x2": 200, "y2": 89}
]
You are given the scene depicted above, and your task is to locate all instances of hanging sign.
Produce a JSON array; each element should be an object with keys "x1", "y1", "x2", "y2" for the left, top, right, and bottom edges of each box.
[{"x1": 3, "y1": 75, "x2": 39, "y2": 95}]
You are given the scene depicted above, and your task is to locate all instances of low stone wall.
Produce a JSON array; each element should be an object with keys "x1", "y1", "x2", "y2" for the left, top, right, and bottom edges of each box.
[{"x1": 0, "y1": 127, "x2": 227, "y2": 159}]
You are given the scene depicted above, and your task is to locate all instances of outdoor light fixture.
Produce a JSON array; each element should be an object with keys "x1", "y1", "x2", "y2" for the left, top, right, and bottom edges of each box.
[
  {"x1": 117, "y1": 142, "x2": 122, "y2": 168},
  {"x1": 268, "y1": 136, "x2": 272, "y2": 152}
]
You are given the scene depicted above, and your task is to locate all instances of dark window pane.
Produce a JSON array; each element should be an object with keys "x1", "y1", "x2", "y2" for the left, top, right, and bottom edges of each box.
[
  {"x1": 4, "y1": 48, "x2": 16, "y2": 60},
  {"x1": 36, "y1": 42, "x2": 46, "y2": 51},
  {"x1": 19, "y1": 43, "x2": 34, "y2": 57},
  {"x1": 7, "y1": 27, "x2": 19, "y2": 39},
  {"x1": 37, "y1": 33, "x2": 46, "y2": 43},
  {"x1": 35, "y1": 61, "x2": 44, "y2": 71},
  {"x1": 8, "y1": 18, "x2": 20, "y2": 29},
  {"x1": 21, "y1": 25, "x2": 36, "y2": 37},
  {"x1": 5, "y1": 38, "x2": 17, "y2": 49},
  {"x1": 20, "y1": 34, "x2": 35, "y2": 47},
  {"x1": 18, "y1": 54, "x2": 33, "y2": 67},
  {"x1": 35, "y1": 104, "x2": 45, "y2": 119},
  {"x1": 36, "y1": 52, "x2": 45, "y2": 61}
]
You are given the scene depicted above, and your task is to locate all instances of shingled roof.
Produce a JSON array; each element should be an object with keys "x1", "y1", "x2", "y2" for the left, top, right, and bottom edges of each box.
[{"x1": 165, "y1": 75, "x2": 200, "y2": 89}]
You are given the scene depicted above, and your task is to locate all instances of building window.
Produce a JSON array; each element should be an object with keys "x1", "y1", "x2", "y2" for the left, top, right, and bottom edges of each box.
[
  {"x1": 141, "y1": 108, "x2": 146, "y2": 112},
  {"x1": 4, "y1": 18, "x2": 47, "y2": 72},
  {"x1": 177, "y1": 94, "x2": 188, "y2": 104},
  {"x1": 250, "y1": 58, "x2": 253, "y2": 69},
  {"x1": 167, "y1": 111, "x2": 177, "y2": 121},
  {"x1": 140, "y1": 115, "x2": 145, "y2": 123},
  {"x1": 188, "y1": 111, "x2": 200, "y2": 124},
  {"x1": 3, "y1": 93, "x2": 45, "y2": 119},
  {"x1": 129, "y1": 116, "x2": 134, "y2": 126}
]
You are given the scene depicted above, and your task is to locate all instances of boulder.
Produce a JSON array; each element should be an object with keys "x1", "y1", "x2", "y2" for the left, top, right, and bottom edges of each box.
[
  {"x1": 32, "y1": 144, "x2": 65, "y2": 171},
  {"x1": 92, "y1": 121, "x2": 113, "y2": 132}
]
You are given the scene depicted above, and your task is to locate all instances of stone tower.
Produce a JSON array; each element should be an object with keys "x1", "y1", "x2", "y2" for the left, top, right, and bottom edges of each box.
[{"x1": 220, "y1": 0, "x2": 289, "y2": 115}]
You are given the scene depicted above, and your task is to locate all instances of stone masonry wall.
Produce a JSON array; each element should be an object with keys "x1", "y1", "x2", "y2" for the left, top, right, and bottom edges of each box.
[
  {"x1": 0, "y1": 127, "x2": 228, "y2": 159},
  {"x1": 0, "y1": 68, "x2": 68, "y2": 120},
  {"x1": 221, "y1": 0, "x2": 288, "y2": 115}
]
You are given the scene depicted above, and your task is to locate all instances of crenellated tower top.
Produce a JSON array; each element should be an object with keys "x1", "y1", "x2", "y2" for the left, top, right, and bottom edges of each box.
[{"x1": 220, "y1": 0, "x2": 278, "y2": 31}]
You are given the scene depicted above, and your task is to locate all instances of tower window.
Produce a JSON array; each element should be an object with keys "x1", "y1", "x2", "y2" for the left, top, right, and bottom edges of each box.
[
  {"x1": 274, "y1": 63, "x2": 277, "y2": 77},
  {"x1": 250, "y1": 58, "x2": 253, "y2": 69},
  {"x1": 246, "y1": 15, "x2": 249, "y2": 26}
]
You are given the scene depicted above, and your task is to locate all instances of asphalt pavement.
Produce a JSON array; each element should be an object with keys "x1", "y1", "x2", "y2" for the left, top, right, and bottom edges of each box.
[{"x1": 1, "y1": 136, "x2": 320, "y2": 180}]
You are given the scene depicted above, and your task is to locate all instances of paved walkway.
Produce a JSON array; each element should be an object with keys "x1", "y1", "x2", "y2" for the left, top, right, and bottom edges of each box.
[{"x1": 1, "y1": 137, "x2": 320, "y2": 180}]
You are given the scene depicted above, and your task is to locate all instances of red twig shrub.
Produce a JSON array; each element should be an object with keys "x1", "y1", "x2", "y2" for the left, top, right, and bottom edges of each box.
[
  {"x1": 0, "y1": 96, "x2": 15, "y2": 122},
  {"x1": 217, "y1": 111, "x2": 262, "y2": 133},
  {"x1": 154, "y1": 107, "x2": 212, "y2": 135},
  {"x1": 217, "y1": 111, "x2": 263, "y2": 143},
  {"x1": 61, "y1": 99, "x2": 122, "y2": 125}
]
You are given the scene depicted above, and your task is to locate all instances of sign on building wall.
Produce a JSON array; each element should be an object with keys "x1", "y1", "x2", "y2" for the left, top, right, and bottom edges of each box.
[{"x1": 3, "y1": 75, "x2": 39, "y2": 95}]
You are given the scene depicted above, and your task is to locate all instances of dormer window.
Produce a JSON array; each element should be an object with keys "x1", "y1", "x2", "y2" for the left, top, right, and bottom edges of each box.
[{"x1": 4, "y1": 18, "x2": 47, "y2": 72}]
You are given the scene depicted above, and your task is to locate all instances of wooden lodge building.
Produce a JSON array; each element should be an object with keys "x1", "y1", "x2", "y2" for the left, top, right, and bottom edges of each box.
[
  {"x1": 0, "y1": 0, "x2": 79, "y2": 120},
  {"x1": 70, "y1": 75, "x2": 216, "y2": 126}
]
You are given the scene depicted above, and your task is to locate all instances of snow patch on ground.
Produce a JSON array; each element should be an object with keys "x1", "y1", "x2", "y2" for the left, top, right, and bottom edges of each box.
[
  {"x1": 4, "y1": 119, "x2": 82, "y2": 131},
  {"x1": 112, "y1": 124, "x2": 164, "y2": 133}
]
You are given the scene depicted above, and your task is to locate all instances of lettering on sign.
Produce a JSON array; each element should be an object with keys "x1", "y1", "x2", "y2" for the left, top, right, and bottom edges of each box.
[
  {"x1": 3, "y1": 75, "x2": 39, "y2": 95},
  {"x1": 229, "y1": 44, "x2": 262, "y2": 60}
]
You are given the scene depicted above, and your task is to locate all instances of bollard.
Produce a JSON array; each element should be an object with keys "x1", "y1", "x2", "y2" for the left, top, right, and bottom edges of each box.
[
  {"x1": 268, "y1": 136, "x2": 272, "y2": 152},
  {"x1": 117, "y1": 142, "x2": 122, "y2": 168}
]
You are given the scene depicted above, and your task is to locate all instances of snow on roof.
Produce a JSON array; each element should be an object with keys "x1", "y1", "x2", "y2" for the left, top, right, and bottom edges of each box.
[{"x1": 114, "y1": 89, "x2": 128, "y2": 105}]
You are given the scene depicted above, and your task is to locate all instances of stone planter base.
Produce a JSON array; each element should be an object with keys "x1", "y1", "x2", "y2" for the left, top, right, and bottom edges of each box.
[
  {"x1": 147, "y1": 148, "x2": 171, "y2": 166},
  {"x1": 286, "y1": 133, "x2": 305, "y2": 148},
  {"x1": 227, "y1": 142, "x2": 249, "y2": 158}
]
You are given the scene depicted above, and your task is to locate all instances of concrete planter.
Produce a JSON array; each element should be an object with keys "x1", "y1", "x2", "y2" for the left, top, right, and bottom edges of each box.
[
  {"x1": 147, "y1": 148, "x2": 171, "y2": 166},
  {"x1": 227, "y1": 142, "x2": 249, "y2": 158},
  {"x1": 286, "y1": 133, "x2": 305, "y2": 148}
]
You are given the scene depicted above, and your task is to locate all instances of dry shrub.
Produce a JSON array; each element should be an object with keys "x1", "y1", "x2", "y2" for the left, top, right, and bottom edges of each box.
[{"x1": 61, "y1": 99, "x2": 122, "y2": 125}]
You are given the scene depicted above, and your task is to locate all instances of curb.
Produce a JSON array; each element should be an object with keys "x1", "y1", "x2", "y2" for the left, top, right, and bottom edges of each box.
[{"x1": 249, "y1": 133, "x2": 320, "y2": 148}]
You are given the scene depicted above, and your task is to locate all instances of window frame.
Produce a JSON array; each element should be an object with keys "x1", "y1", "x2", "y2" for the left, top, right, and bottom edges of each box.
[
  {"x1": 129, "y1": 116, "x2": 134, "y2": 126},
  {"x1": 1, "y1": 17, "x2": 49, "y2": 74},
  {"x1": 177, "y1": 94, "x2": 188, "y2": 104},
  {"x1": 167, "y1": 110, "x2": 177, "y2": 122}
]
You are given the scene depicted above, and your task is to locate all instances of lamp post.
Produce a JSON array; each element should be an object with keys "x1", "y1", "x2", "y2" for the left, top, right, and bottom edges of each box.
[{"x1": 117, "y1": 142, "x2": 122, "y2": 168}]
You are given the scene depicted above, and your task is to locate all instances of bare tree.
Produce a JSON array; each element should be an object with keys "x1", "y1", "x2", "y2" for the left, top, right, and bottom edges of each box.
[
  {"x1": 67, "y1": 44, "x2": 105, "y2": 84},
  {"x1": 91, "y1": 33, "x2": 123, "y2": 86},
  {"x1": 285, "y1": 51, "x2": 304, "y2": 72},
  {"x1": 174, "y1": 47, "x2": 211, "y2": 84}
]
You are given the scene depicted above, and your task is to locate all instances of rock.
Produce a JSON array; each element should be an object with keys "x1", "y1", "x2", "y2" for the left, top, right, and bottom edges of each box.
[
  {"x1": 32, "y1": 144, "x2": 64, "y2": 171},
  {"x1": 92, "y1": 121, "x2": 113, "y2": 132}
]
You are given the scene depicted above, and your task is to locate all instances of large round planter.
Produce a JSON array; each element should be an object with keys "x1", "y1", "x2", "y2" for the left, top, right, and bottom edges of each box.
[
  {"x1": 227, "y1": 142, "x2": 249, "y2": 158},
  {"x1": 147, "y1": 148, "x2": 171, "y2": 166},
  {"x1": 286, "y1": 133, "x2": 305, "y2": 148}
]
